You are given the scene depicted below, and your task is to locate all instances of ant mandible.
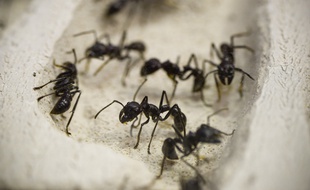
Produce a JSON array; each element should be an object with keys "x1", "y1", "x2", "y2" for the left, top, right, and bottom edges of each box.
[
  {"x1": 204, "y1": 32, "x2": 255, "y2": 101},
  {"x1": 33, "y1": 49, "x2": 82, "y2": 135},
  {"x1": 74, "y1": 30, "x2": 145, "y2": 85},
  {"x1": 158, "y1": 108, "x2": 234, "y2": 179},
  {"x1": 94, "y1": 88, "x2": 186, "y2": 154}
]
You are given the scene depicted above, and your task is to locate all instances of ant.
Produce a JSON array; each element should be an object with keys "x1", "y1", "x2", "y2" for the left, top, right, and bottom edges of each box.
[
  {"x1": 33, "y1": 49, "x2": 82, "y2": 135},
  {"x1": 158, "y1": 108, "x2": 234, "y2": 179},
  {"x1": 139, "y1": 57, "x2": 182, "y2": 102},
  {"x1": 74, "y1": 30, "x2": 145, "y2": 85},
  {"x1": 204, "y1": 32, "x2": 255, "y2": 101},
  {"x1": 138, "y1": 54, "x2": 212, "y2": 107},
  {"x1": 180, "y1": 54, "x2": 212, "y2": 107},
  {"x1": 94, "y1": 89, "x2": 186, "y2": 154}
]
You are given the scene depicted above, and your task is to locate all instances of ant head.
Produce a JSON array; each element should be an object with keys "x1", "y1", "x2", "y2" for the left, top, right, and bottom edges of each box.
[
  {"x1": 119, "y1": 101, "x2": 142, "y2": 123},
  {"x1": 140, "y1": 58, "x2": 161, "y2": 76},
  {"x1": 220, "y1": 43, "x2": 233, "y2": 55},
  {"x1": 196, "y1": 124, "x2": 221, "y2": 143},
  {"x1": 218, "y1": 62, "x2": 235, "y2": 85},
  {"x1": 86, "y1": 42, "x2": 107, "y2": 58},
  {"x1": 162, "y1": 138, "x2": 179, "y2": 160}
]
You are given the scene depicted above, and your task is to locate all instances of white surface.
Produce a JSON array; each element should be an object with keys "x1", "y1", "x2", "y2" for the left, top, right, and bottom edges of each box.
[{"x1": 0, "y1": 0, "x2": 309, "y2": 190}]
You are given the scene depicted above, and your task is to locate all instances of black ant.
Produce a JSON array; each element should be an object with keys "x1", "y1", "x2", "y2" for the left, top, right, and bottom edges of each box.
[
  {"x1": 33, "y1": 49, "x2": 82, "y2": 135},
  {"x1": 180, "y1": 54, "x2": 212, "y2": 107},
  {"x1": 204, "y1": 32, "x2": 255, "y2": 101},
  {"x1": 94, "y1": 89, "x2": 186, "y2": 154},
  {"x1": 139, "y1": 57, "x2": 182, "y2": 102},
  {"x1": 158, "y1": 108, "x2": 234, "y2": 180},
  {"x1": 74, "y1": 30, "x2": 145, "y2": 85}
]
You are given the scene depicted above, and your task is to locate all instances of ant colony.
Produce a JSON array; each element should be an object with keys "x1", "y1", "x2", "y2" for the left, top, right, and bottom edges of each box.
[{"x1": 33, "y1": 1, "x2": 255, "y2": 189}]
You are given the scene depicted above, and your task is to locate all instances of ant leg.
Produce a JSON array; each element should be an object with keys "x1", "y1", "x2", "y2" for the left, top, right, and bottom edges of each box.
[
  {"x1": 66, "y1": 49, "x2": 78, "y2": 64},
  {"x1": 180, "y1": 157, "x2": 206, "y2": 184},
  {"x1": 220, "y1": 129, "x2": 235, "y2": 136},
  {"x1": 203, "y1": 59, "x2": 218, "y2": 68},
  {"x1": 94, "y1": 100, "x2": 124, "y2": 119},
  {"x1": 133, "y1": 78, "x2": 147, "y2": 101},
  {"x1": 119, "y1": 30, "x2": 127, "y2": 49},
  {"x1": 78, "y1": 56, "x2": 87, "y2": 63},
  {"x1": 52, "y1": 59, "x2": 73, "y2": 70},
  {"x1": 157, "y1": 156, "x2": 166, "y2": 178},
  {"x1": 171, "y1": 125, "x2": 184, "y2": 139},
  {"x1": 72, "y1": 49, "x2": 77, "y2": 64},
  {"x1": 214, "y1": 73, "x2": 221, "y2": 102},
  {"x1": 196, "y1": 146, "x2": 201, "y2": 166},
  {"x1": 235, "y1": 68, "x2": 254, "y2": 98},
  {"x1": 122, "y1": 1, "x2": 137, "y2": 30},
  {"x1": 33, "y1": 77, "x2": 65, "y2": 90},
  {"x1": 200, "y1": 88, "x2": 212, "y2": 107},
  {"x1": 210, "y1": 43, "x2": 222, "y2": 60},
  {"x1": 65, "y1": 90, "x2": 82, "y2": 136},
  {"x1": 170, "y1": 79, "x2": 178, "y2": 103},
  {"x1": 187, "y1": 54, "x2": 197, "y2": 67},
  {"x1": 147, "y1": 120, "x2": 159, "y2": 154},
  {"x1": 36, "y1": 92, "x2": 56, "y2": 101},
  {"x1": 230, "y1": 31, "x2": 251, "y2": 46},
  {"x1": 73, "y1": 30, "x2": 98, "y2": 41},
  {"x1": 230, "y1": 31, "x2": 254, "y2": 53},
  {"x1": 207, "y1": 108, "x2": 228, "y2": 125},
  {"x1": 158, "y1": 90, "x2": 170, "y2": 109},
  {"x1": 134, "y1": 117, "x2": 150, "y2": 149},
  {"x1": 233, "y1": 45, "x2": 254, "y2": 53},
  {"x1": 94, "y1": 58, "x2": 112, "y2": 76},
  {"x1": 85, "y1": 59, "x2": 91, "y2": 73},
  {"x1": 121, "y1": 57, "x2": 133, "y2": 86}
]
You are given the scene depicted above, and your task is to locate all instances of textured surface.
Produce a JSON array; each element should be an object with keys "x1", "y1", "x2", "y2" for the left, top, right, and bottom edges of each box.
[{"x1": 0, "y1": 0, "x2": 309, "y2": 190}]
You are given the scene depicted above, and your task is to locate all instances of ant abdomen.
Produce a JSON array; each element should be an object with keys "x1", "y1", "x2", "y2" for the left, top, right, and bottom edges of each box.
[
  {"x1": 124, "y1": 42, "x2": 146, "y2": 52},
  {"x1": 50, "y1": 93, "x2": 72, "y2": 115},
  {"x1": 140, "y1": 58, "x2": 161, "y2": 76}
]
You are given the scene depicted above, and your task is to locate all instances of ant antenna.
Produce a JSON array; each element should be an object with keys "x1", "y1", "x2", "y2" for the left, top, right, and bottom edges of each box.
[
  {"x1": 72, "y1": 49, "x2": 77, "y2": 64},
  {"x1": 66, "y1": 49, "x2": 78, "y2": 64},
  {"x1": 207, "y1": 108, "x2": 228, "y2": 125},
  {"x1": 133, "y1": 78, "x2": 147, "y2": 101},
  {"x1": 94, "y1": 100, "x2": 124, "y2": 119},
  {"x1": 73, "y1": 30, "x2": 98, "y2": 41}
]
